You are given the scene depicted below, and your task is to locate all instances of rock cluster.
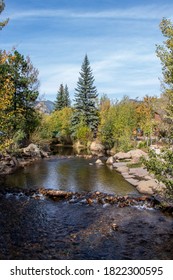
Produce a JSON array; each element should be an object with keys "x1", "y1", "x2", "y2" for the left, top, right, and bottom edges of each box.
[
  {"x1": 104, "y1": 149, "x2": 165, "y2": 196},
  {"x1": 38, "y1": 188, "x2": 154, "y2": 208},
  {"x1": 0, "y1": 143, "x2": 49, "y2": 176}
]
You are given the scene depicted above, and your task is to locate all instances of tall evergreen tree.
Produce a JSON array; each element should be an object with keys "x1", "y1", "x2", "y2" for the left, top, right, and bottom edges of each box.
[
  {"x1": 54, "y1": 83, "x2": 71, "y2": 110},
  {"x1": 64, "y1": 84, "x2": 71, "y2": 107},
  {"x1": 54, "y1": 84, "x2": 65, "y2": 110},
  {"x1": 0, "y1": 0, "x2": 9, "y2": 30},
  {"x1": 72, "y1": 55, "x2": 99, "y2": 133}
]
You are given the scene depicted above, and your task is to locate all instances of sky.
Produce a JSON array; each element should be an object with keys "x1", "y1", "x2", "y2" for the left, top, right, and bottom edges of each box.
[{"x1": 1, "y1": 0, "x2": 173, "y2": 102}]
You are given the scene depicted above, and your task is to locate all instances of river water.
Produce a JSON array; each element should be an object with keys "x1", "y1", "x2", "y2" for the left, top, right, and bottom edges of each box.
[
  {"x1": 2, "y1": 157, "x2": 138, "y2": 195},
  {"x1": 0, "y1": 155, "x2": 173, "y2": 259}
]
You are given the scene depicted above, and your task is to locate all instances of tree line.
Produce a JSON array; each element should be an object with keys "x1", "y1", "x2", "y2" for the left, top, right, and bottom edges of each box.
[{"x1": 1, "y1": 1, "x2": 173, "y2": 193}]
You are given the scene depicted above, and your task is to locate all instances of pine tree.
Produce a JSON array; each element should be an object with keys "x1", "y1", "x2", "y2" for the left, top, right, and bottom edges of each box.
[
  {"x1": 64, "y1": 84, "x2": 71, "y2": 107},
  {"x1": 54, "y1": 84, "x2": 65, "y2": 110},
  {"x1": 54, "y1": 83, "x2": 71, "y2": 110},
  {"x1": 72, "y1": 55, "x2": 99, "y2": 133}
]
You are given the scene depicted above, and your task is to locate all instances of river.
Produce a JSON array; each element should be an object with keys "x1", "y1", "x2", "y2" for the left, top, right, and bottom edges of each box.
[{"x1": 0, "y1": 155, "x2": 173, "y2": 259}]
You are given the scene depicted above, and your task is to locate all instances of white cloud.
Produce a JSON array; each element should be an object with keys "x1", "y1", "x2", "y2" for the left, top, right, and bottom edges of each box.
[
  {"x1": 9, "y1": 5, "x2": 173, "y2": 21},
  {"x1": 2, "y1": 2, "x2": 166, "y2": 101}
]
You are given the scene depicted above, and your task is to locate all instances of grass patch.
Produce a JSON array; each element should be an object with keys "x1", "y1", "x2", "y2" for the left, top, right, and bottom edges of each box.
[{"x1": 127, "y1": 162, "x2": 143, "y2": 168}]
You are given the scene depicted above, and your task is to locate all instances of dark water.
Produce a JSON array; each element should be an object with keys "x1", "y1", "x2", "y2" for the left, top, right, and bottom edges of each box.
[{"x1": 0, "y1": 155, "x2": 173, "y2": 260}]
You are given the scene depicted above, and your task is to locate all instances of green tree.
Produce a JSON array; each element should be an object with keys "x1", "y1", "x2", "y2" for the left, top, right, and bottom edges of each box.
[
  {"x1": 156, "y1": 18, "x2": 173, "y2": 138},
  {"x1": 32, "y1": 107, "x2": 73, "y2": 144},
  {"x1": 54, "y1": 84, "x2": 65, "y2": 110},
  {"x1": 54, "y1": 83, "x2": 71, "y2": 110},
  {"x1": 0, "y1": 50, "x2": 39, "y2": 140},
  {"x1": 0, "y1": 51, "x2": 14, "y2": 150},
  {"x1": 99, "y1": 97, "x2": 137, "y2": 150},
  {"x1": 135, "y1": 95, "x2": 157, "y2": 145},
  {"x1": 64, "y1": 84, "x2": 71, "y2": 107},
  {"x1": 143, "y1": 19, "x2": 173, "y2": 195},
  {"x1": 72, "y1": 55, "x2": 99, "y2": 135},
  {"x1": 0, "y1": 0, "x2": 9, "y2": 30}
]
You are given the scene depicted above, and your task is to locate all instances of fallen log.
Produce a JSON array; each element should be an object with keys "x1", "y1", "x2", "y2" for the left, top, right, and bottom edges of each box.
[{"x1": 39, "y1": 188, "x2": 73, "y2": 199}]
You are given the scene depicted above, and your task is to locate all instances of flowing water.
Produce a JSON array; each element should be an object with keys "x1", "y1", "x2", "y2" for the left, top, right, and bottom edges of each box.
[{"x1": 0, "y1": 154, "x2": 173, "y2": 260}]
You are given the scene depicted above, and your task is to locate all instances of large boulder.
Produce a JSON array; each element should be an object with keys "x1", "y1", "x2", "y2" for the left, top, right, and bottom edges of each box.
[
  {"x1": 90, "y1": 141, "x2": 105, "y2": 152},
  {"x1": 106, "y1": 156, "x2": 114, "y2": 165},
  {"x1": 23, "y1": 144, "x2": 42, "y2": 157},
  {"x1": 116, "y1": 166, "x2": 129, "y2": 173},
  {"x1": 95, "y1": 159, "x2": 104, "y2": 166},
  {"x1": 136, "y1": 179, "x2": 159, "y2": 195},
  {"x1": 129, "y1": 167, "x2": 149, "y2": 178},
  {"x1": 113, "y1": 152, "x2": 131, "y2": 160},
  {"x1": 127, "y1": 149, "x2": 147, "y2": 159},
  {"x1": 113, "y1": 149, "x2": 147, "y2": 162}
]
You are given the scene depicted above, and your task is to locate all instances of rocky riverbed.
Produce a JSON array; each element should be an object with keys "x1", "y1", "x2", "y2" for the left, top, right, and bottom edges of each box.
[{"x1": 0, "y1": 191, "x2": 173, "y2": 260}]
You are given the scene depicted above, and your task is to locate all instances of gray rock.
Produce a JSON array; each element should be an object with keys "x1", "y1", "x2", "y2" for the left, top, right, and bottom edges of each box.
[
  {"x1": 106, "y1": 156, "x2": 114, "y2": 165},
  {"x1": 90, "y1": 141, "x2": 105, "y2": 152},
  {"x1": 114, "y1": 152, "x2": 131, "y2": 160},
  {"x1": 129, "y1": 167, "x2": 149, "y2": 177},
  {"x1": 126, "y1": 178, "x2": 140, "y2": 186},
  {"x1": 23, "y1": 144, "x2": 41, "y2": 157},
  {"x1": 116, "y1": 166, "x2": 129, "y2": 173},
  {"x1": 121, "y1": 173, "x2": 134, "y2": 179},
  {"x1": 95, "y1": 159, "x2": 104, "y2": 166},
  {"x1": 113, "y1": 162, "x2": 127, "y2": 168},
  {"x1": 136, "y1": 179, "x2": 159, "y2": 195},
  {"x1": 127, "y1": 149, "x2": 147, "y2": 159}
]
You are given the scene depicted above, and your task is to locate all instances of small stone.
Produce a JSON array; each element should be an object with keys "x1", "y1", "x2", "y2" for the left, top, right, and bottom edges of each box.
[
  {"x1": 103, "y1": 203, "x2": 110, "y2": 208},
  {"x1": 111, "y1": 223, "x2": 119, "y2": 231},
  {"x1": 86, "y1": 198, "x2": 93, "y2": 205},
  {"x1": 106, "y1": 156, "x2": 114, "y2": 165},
  {"x1": 95, "y1": 159, "x2": 104, "y2": 165}
]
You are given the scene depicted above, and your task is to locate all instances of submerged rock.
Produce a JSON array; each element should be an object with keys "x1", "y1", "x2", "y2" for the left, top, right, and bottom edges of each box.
[
  {"x1": 106, "y1": 156, "x2": 114, "y2": 165},
  {"x1": 95, "y1": 159, "x2": 104, "y2": 166}
]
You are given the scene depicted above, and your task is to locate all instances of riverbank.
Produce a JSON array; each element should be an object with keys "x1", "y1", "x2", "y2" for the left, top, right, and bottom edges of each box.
[
  {"x1": 103, "y1": 148, "x2": 165, "y2": 194},
  {"x1": 0, "y1": 143, "x2": 50, "y2": 176},
  {"x1": 0, "y1": 144, "x2": 172, "y2": 211}
]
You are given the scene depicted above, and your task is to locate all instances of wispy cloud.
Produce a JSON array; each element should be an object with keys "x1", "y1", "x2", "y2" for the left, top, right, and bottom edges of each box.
[
  {"x1": 9, "y1": 5, "x2": 173, "y2": 21},
  {"x1": 2, "y1": 1, "x2": 167, "y2": 101}
]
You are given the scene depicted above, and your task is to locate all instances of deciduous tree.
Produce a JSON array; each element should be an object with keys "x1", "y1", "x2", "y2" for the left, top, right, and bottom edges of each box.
[{"x1": 0, "y1": 0, "x2": 9, "y2": 30}]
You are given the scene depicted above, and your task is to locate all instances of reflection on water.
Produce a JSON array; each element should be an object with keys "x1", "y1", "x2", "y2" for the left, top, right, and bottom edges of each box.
[
  {"x1": 1, "y1": 155, "x2": 173, "y2": 260},
  {"x1": 4, "y1": 157, "x2": 138, "y2": 195}
]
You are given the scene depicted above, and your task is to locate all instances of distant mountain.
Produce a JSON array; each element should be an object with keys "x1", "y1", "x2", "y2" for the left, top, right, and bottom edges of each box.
[{"x1": 34, "y1": 100, "x2": 55, "y2": 114}]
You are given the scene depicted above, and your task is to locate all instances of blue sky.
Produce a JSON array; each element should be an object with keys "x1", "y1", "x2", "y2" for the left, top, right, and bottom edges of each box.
[{"x1": 1, "y1": 0, "x2": 173, "y2": 101}]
